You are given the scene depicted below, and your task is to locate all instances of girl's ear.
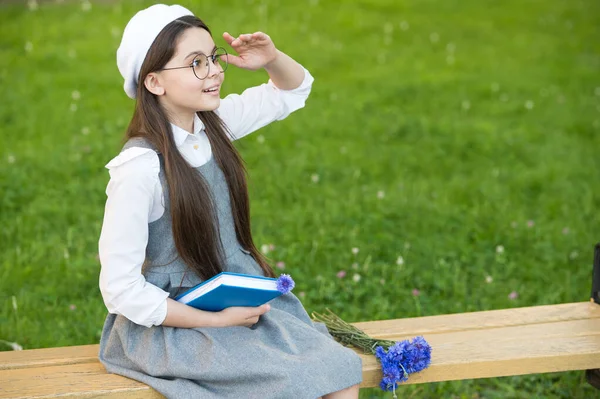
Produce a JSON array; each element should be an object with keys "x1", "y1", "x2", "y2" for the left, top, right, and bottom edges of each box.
[{"x1": 143, "y1": 72, "x2": 165, "y2": 96}]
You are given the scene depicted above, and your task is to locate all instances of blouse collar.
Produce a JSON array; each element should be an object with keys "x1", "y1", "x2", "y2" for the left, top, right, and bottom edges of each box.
[{"x1": 170, "y1": 113, "x2": 205, "y2": 146}]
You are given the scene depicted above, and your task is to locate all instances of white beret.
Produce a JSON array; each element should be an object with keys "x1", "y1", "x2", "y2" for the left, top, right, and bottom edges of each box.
[{"x1": 116, "y1": 4, "x2": 193, "y2": 99}]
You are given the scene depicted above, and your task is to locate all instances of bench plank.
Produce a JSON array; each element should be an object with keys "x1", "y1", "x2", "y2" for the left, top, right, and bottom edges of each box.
[
  {"x1": 0, "y1": 345, "x2": 99, "y2": 371},
  {"x1": 1, "y1": 302, "x2": 599, "y2": 397},
  {"x1": 354, "y1": 302, "x2": 600, "y2": 339},
  {"x1": 0, "y1": 363, "x2": 162, "y2": 399}
]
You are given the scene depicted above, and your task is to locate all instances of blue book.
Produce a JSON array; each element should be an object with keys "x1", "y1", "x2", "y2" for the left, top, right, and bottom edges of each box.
[{"x1": 174, "y1": 272, "x2": 283, "y2": 312}]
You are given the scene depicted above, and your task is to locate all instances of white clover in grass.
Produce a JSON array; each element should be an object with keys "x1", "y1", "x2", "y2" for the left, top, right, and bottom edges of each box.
[
  {"x1": 485, "y1": 275, "x2": 493, "y2": 283},
  {"x1": 594, "y1": 120, "x2": 600, "y2": 129},
  {"x1": 309, "y1": 0, "x2": 319, "y2": 6},
  {"x1": 500, "y1": 93, "x2": 509, "y2": 102},
  {"x1": 351, "y1": 262, "x2": 359, "y2": 270},
  {"x1": 353, "y1": 273, "x2": 361, "y2": 282},
  {"x1": 377, "y1": 190, "x2": 385, "y2": 199},
  {"x1": 429, "y1": 32, "x2": 439, "y2": 43},
  {"x1": 111, "y1": 27, "x2": 121, "y2": 38},
  {"x1": 339, "y1": 146, "x2": 347, "y2": 154},
  {"x1": 28, "y1": 0, "x2": 38, "y2": 11},
  {"x1": 64, "y1": 248, "x2": 70, "y2": 259},
  {"x1": 70, "y1": 103, "x2": 78, "y2": 112},
  {"x1": 82, "y1": 0, "x2": 92, "y2": 12},
  {"x1": 461, "y1": 100, "x2": 470, "y2": 110},
  {"x1": 525, "y1": 100, "x2": 534, "y2": 110},
  {"x1": 0, "y1": 340, "x2": 23, "y2": 351},
  {"x1": 404, "y1": 242, "x2": 410, "y2": 250},
  {"x1": 446, "y1": 42, "x2": 456, "y2": 53},
  {"x1": 72, "y1": 90, "x2": 81, "y2": 100},
  {"x1": 311, "y1": 174, "x2": 319, "y2": 183},
  {"x1": 81, "y1": 127, "x2": 90, "y2": 135},
  {"x1": 396, "y1": 256, "x2": 404, "y2": 266},
  {"x1": 260, "y1": 244, "x2": 269, "y2": 254},
  {"x1": 351, "y1": 247, "x2": 359, "y2": 255},
  {"x1": 384, "y1": 23, "x2": 394, "y2": 34},
  {"x1": 570, "y1": 251, "x2": 579, "y2": 260},
  {"x1": 400, "y1": 21, "x2": 409, "y2": 31},
  {"x1": 595, "y1": 87, "x2": 600, "y2": 97},
  {"x1": 25, "y1": 42, "x2": 33, "y2": 53},
  {"x1": 7, "y1": 155, "x2": 16, "y2": 164},
  {"x1": 492, "y1": 168, "x2": 500, "y2": 177},
  {"x1": 257, "y1": 134, "x2": 265, "y2": 143},
  {"x1": 496, "y1": 245, "x2": 504, "y2": 254},
  {"x1": 380, "y1": 278, "x2": 385, "y2": 285},
  {"x1": 491, "y1": 82, "x2": 500, "y2": 92},
  {"x1": 68, "y1": 49, "x2": 77, "y2": 59},
  {"x1": 446, "y1": 55, "x2": 455, "y2": 65}
]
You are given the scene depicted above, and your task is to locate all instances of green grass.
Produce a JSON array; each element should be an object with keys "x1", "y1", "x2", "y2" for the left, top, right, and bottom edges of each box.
[{"x1": 1, "y1": 0, "x2": 600, "y2": 397}]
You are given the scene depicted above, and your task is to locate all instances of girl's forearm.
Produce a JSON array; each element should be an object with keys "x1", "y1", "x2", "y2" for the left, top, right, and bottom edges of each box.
[
  {"x1": 161, "y1": 298, "x2": 218, "y2": 328},
  {"x1": 263, "y1": 50, "x2": 305, "y2": 90}
]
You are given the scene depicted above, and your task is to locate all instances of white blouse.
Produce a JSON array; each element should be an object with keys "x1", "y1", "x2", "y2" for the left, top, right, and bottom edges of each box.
[{"x1": 98, "y1": 67, "x2": 314, "y2": 328}]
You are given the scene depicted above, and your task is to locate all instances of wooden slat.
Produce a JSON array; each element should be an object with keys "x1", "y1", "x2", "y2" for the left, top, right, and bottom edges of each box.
[
  {"x1": 1, "y1": 302, "x2": 600, "y2": 397},
  {"x1": 354, "y1": 301, "x2": 600, "y2": 339},
  {"x1": 0, "y1": 345, "x2": 99, "y2": 371},
  {"x1": 0, "y1": 362, "x2": 162, "y2": 399},
  {"x1": 359, "y1": 318, "x2": 600, "y2": 386}
]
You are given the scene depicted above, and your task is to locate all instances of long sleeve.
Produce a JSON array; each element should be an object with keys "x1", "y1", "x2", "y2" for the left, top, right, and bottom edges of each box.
[
  {"x1": 98, "y1": 148, "x2": 169, "y2": 328},
  {"x1": 216, "y1": 66, "x2": 314, "y2": 141}
]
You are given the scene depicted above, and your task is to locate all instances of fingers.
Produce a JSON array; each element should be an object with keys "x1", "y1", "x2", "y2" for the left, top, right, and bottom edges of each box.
[
  {"x1": 223, "y1": 53, "x2": 243, "y2": 68},
  {"x1": 222, "y1": 31, "x2": 235, "y2": 45},
  {"x1": 252, "y1": 303, "x2": 270, "y2": 316},
  {"x1": 223, "y1": 32, "x2": 267, "y2": 47}
]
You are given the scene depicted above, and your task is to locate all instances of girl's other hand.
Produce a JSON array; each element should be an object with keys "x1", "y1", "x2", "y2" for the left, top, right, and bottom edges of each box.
[
  {"x1": 214, "y1": 303, "x2": 271, "y2": 327},
  {"x1": 222, "y1": 31, "x2": 279, "y2": 71}
]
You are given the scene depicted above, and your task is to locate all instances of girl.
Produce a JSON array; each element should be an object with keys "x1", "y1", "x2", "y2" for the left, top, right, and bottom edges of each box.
[{"x1": 98, "y1": 4, "x2": 362, "y2": 399}]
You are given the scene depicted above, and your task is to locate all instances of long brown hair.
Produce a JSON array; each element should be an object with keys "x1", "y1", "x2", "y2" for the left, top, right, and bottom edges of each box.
[{"x1": 124, "y1": 15, "x2": 275, "y2": 280}]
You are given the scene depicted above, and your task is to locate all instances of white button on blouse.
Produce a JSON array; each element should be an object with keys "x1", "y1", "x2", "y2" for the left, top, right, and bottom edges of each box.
[{"x1": 98, "y1": 68, "x2": 314, "y2": 327}]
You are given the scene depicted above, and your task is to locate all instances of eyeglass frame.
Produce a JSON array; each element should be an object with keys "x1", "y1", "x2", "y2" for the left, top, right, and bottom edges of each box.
[{"x1": 158, "y1": 47, "x2": 229, "y2": 80}]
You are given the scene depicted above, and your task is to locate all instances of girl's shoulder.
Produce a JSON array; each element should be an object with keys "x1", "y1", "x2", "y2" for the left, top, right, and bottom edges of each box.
[{"x1": 105, "y1": 144, "x2": 160, "y2": 184}]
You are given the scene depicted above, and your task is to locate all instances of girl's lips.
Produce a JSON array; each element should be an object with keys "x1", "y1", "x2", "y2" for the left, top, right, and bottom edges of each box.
[{"x1": 202, "y1": 88, "x2": 220, "y2": 96}]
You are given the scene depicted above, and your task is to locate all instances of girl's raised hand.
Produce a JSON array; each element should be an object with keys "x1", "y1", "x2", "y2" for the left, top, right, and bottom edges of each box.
[{"x1": 222, "y1": 31, "x2": 279, "y2": 71}]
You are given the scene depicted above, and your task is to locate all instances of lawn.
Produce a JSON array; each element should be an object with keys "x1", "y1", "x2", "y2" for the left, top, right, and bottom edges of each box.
[{"x1": 1, "y1": 0, "x2": 599, "y2": 397}]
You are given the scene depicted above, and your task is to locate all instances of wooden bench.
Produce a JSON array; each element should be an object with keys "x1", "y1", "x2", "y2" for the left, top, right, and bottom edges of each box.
[
  {"x1": 2, "y1": 301, "x2": 600, "y2": 398},
  {"x1": 2, "y1": 244, "x2": 600, "y2": 398}
]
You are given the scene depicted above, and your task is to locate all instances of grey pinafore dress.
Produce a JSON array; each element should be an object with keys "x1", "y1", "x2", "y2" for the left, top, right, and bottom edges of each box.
[{"x1": 98, "y1": 138, "x2": 363, "y2": 399}]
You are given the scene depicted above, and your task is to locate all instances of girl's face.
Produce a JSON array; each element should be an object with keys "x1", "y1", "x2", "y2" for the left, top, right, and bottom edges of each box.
[{"x1": 157, "y1": 27, "x2": 225, "y2": 115}]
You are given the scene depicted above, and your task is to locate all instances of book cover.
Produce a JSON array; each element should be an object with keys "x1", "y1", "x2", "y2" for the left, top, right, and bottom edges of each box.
[{"x1": 174, "y1": 271, "x2": 284, "y2": 312}]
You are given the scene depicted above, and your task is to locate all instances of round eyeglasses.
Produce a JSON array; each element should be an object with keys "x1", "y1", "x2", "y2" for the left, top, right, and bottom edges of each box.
[{"x1": 160, "y1": 47, "x2": 228, "y2": 80}]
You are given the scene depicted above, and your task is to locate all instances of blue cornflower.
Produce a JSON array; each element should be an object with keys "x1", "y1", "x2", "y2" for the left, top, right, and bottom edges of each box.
[
  {"x1": 276, "y1": 274, "x2": 295, "y2": 294},
  {"x1": 375, "y1": 345, "x2": 408, "y2": 392},
  {"x1": 406, "y1": 336, "x2": 432, "y2": 373}
]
